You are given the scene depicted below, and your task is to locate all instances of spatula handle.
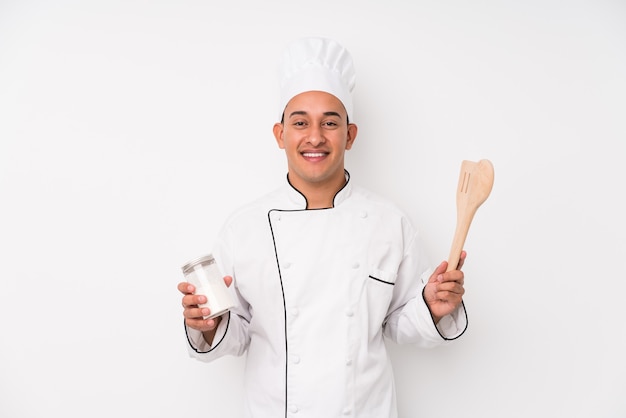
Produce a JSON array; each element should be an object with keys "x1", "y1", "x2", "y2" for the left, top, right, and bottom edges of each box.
[{"x1": 446, "y1": 212, "x2": 473, "y2": 272}]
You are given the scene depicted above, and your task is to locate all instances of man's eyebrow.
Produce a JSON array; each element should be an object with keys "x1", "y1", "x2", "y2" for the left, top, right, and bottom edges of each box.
[
  {"x1": 288, "y1": 110, "x2": 342, "y2": 118},
  {"x1": 288, "y1": 110, "x2": 308, "y2": 118}
]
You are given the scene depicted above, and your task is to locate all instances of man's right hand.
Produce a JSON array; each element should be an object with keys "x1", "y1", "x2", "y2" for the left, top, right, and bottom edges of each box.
[{"x1": 178, "y1": 277, "x2": 233, "y2": 343}]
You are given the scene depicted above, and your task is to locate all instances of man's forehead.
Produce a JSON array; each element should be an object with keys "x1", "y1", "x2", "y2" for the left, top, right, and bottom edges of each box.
[{"x1": 285, "y1": 91, "x2": 347, "y2": 118}]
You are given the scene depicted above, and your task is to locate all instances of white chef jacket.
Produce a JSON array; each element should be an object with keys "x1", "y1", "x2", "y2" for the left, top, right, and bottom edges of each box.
[{"x1": 186, "y1": 172, "x2": 468, "y2": 418}]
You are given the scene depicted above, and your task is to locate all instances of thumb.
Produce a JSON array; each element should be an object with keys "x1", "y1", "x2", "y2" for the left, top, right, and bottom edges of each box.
[{"x1": 428, "y1": 261, "x2": 448, "y2": 283}]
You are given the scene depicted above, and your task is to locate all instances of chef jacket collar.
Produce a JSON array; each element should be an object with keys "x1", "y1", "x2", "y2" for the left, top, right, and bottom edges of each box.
[{"x1": 285, "y1": 170, "x2": 352, "y2": 209}]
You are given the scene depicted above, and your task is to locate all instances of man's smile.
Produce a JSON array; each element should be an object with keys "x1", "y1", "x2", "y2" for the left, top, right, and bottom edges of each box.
[{"x1": 301, "y1": 152, "x2": 328, "y2": 159}]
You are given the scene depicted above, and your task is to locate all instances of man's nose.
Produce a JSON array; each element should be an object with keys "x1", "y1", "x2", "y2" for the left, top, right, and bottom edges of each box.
[{"x1": 307, "y1": 125, "x2": 326, "y2": 146}]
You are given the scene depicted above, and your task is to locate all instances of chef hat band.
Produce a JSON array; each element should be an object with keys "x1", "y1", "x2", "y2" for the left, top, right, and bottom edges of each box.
[{"x1": 278, "y1": 37, "x2": 356, "y2": 121}]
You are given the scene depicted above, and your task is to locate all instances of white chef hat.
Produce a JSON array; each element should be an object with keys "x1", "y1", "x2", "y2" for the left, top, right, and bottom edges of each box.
[{"x1": 278, "y1": 37, "x2": 356, "y2": 121}]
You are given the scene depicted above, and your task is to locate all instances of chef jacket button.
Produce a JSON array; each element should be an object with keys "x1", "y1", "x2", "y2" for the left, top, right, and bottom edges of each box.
[
  {"x1": 345, "y1": 309, "x2": 354, "y2": 317},
  {"x1": 290, "y1": 308, "x2": 299, "y2": 317},
  {"x1": 346, "y1": 359, "x2": 352, "y2": 366},
  {"x1": 289, "y1": 405, "x2": 298, "y2": 413},
  {"x1": 343, "y1": 408, "x2": 352, "y2": 415},
  {"x1": 290, "y1": 355, "x2": 300, "y2": 364},
  {"x1": 283, "y1": 262, "x2": 291, "y2": 269},
  {"x1": 359, "y1": 211, "x2": 367, "y2": 219},
  {"x1": 351, "y1": 262, "x2": 360, "y2": 269}
]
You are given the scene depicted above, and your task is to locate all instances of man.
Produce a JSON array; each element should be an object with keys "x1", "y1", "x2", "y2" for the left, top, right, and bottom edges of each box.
[{"x1": 178, "y1": 37, "x2": 468, "y2": 417}]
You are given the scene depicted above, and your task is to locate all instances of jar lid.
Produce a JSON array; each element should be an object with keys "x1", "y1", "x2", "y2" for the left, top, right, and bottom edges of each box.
[{"x1": 181, "y1": 254, "x2": 215, "y2": 274}]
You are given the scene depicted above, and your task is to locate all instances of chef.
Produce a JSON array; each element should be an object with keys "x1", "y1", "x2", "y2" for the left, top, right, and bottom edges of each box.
[{"x1": 178, "y1": 36, "x2": 468, "y2": 418}]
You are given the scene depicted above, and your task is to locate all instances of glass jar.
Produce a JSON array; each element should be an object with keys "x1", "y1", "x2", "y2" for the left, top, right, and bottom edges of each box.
[{"x1": 181, "y1": 254, "x2": 235, "y2": 319}]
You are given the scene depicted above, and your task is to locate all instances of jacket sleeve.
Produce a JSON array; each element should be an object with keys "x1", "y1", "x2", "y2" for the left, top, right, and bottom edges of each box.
[
  {"x1": 185, "y1": 309, "x2": 250, "y2": 361},
  {"x1": 185, "y1": 219, "x2": 253, "y2": 362},
  {"x1": 383, "y1": 224, "x2": 468, "y2": 347}
]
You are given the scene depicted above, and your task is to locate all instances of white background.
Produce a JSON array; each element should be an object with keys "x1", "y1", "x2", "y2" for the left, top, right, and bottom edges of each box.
[{"x1": 1, "y1": 1, "x2": 625, "y2": 417}]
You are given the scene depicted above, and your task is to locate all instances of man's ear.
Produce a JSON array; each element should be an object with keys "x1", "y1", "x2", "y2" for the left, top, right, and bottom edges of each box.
[
  {"x1": 345, "y1": 123, "x2": 358, "y2": 150},
  {"x1": 273, "y1": 123, "x2": 285, "y2": 149}
]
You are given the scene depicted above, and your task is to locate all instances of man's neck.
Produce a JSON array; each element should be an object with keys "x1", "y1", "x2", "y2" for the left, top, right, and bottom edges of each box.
[{"x1": 288, "y1": 172, "x2": 347, "y2": 209}]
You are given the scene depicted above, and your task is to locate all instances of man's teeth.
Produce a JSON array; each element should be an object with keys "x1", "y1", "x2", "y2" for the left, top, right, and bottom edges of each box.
[{"x1": 302, "y1": 153, "x2": 326, "y2": 158}]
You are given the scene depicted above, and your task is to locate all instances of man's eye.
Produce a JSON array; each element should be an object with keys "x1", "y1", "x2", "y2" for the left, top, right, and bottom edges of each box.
[
  {"x1": 323, "y1": 121, "x2": 337, "y2": 127},
  {"x1": 293, "y1": 121, "x2": 306, "y2": 126}
]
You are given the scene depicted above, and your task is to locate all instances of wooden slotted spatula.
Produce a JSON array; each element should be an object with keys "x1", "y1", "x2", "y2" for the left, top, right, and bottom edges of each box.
[{"x1": 446, "y1": 159, "x2": 494, "y2": 272}]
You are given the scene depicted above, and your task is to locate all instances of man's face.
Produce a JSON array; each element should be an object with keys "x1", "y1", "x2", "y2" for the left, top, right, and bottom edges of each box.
[{"x1": 273, "y1": 90, "x2": 357, "y2": 191}]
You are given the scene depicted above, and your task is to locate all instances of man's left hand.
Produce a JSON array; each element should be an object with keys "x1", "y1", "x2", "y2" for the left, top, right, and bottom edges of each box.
[{"x1": 423, "y1": 251, "x2": 466, "y2": 323}]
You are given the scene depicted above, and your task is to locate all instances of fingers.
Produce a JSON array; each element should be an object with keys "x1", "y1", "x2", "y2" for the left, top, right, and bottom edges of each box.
[
  {"x1": 428, "y1": 261, "x2": 448, "y2": 283},
  {"x1": 429, "y1": 261, "x2": 465, "y2": 284},
  {"x1": 177, "y1": 281, "x2": 195, "y2": 295},
  {"x1": 181, "y1": 293, "x2": 206, "y2": 310},
  {"x1": 178, "y1": 277, "x2": 231, "y2": 332},
  {"x1": 438, "y1": 269, "x2": 464, "y2": 286},
  {"x1": 181, "y1": 294, "x2": 222, "y2": 331},
  {"x1": 183, "y1": 305, "x2": 213, "y2": 321},
  {"x1": 178, "y1": 281, "x2": 207, "y2": 321},
  {"x1": 433, "y1": 280, "x2": 465, "y2": 297},
  {"x1": 456, "y1": 250, "x2": 467, "y2": 270},
  {"x1": 432, "y1": 268, "x2": 465, "y2": 300},
  {"x1": 442, "y1": 251, "x2": 468, "y2": 272},
  {"x1": 183, "y1": 305, "x2": 207, "y2": 319},
  {"x1": 184, "y1": 315, "x2": 221, "y2": 332}
]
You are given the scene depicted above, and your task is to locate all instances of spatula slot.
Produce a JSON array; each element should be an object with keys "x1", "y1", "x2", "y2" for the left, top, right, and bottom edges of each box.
[{"x1": 461, "y1": 172, "x2": 470, "y2": 194}]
